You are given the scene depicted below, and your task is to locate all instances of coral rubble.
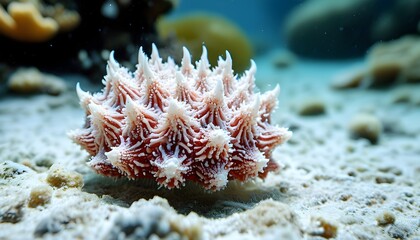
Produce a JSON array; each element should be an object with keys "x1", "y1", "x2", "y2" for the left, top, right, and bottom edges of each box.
[{"x1": 70, "y1": 45, "x2": 292, "y2": 191}]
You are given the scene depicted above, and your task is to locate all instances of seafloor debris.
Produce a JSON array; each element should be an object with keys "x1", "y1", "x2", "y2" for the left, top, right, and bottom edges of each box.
[
  {"x1": 27, "y1": 185, "x2": 52, "y2": 208},
  {"x1": 332, "y1": 35, "x2": 420, "y2": 89},
  {"x1": 296, "y1": 99, "x2": 326, "y2": 116},
  {"x1": 308, "y1": 217, "x2": 338, "y2": 239},
  {"x1": 7, "y1": 67, "x2": 67, "y2": 95},
  {"x1": 46, "y1": 164, "x2": 83, "y2": 189},
  {"x1": 348, "y1": 112, "x2": 383, "y2": 144},
  {"x1": 0, "y1": 204, "x2": 24, "y2": 224},
  {"x1": 376, "y1": 211, "x2": 396, "y2": 226},
  {"x1": 69, "y1": 44, "x2": 292, "y2": 191}
]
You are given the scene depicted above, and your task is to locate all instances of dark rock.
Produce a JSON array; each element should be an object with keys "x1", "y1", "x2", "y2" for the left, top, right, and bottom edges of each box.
[{"x1": 0, "y1": 204, "x2": 24, "y2": 224}]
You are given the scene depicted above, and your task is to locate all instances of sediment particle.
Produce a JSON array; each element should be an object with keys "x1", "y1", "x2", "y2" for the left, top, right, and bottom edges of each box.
[
  {"x1": 310, "y1": 217, "x2": 338, "y2": 239},
  {"x1": 320, "y1": 219, "x2": 337, "y2": 239},
  {"x1": 375, "y1": 176, "x2": 395, "y2": 184},
  {"x1": 376, "y1": 211, "x2": 395, "y2": 226},
  {"x1": 349, "y1": 113, "x2": 382, "y2": 144},
  {"x1": 0, "y1": 204, "x2": 24, "y2": 223},
  {"x1": 297, "y1": 99, "x2": 326, "y2": 116},
  {"x1": 28, "y1": 185, "x2": 52, "y2": 208},
  {"x1": 339, "y1": 194, "x2": 352, "y2": 201},
  {"x1": 46, "y1": 164, "x2": 83, "y2": 188}
]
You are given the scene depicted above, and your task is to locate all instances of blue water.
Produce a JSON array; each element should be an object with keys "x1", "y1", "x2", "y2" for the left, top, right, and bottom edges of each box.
[
  {"x1": 168, "y1": 0, "x2": 419, "y2": 59},
  {"x1": 167, "y1": 0, "x2": 303, "y2": 49}
]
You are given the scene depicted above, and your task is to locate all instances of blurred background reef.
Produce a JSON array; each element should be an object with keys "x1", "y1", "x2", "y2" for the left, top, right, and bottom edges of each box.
[
  {"x1": 0, "y1": 0, "x2": 176, "y2": 83},
  {"x1": 1, "y1": 0, "x2": 420, "y2": 95}
]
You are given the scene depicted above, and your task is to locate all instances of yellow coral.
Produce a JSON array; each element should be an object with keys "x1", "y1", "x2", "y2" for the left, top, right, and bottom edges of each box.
[
  {"x1": 157, "y1": 13, "x2": 253, "y2": 73},
  {"x1": 0, "y1": 2, "x2": 58, "y2": 42}
]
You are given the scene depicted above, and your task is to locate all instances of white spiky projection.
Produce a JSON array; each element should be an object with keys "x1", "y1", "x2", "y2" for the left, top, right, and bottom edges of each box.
[{"x1": 69, "y1": 44, "x2": 292, "y2": 191}]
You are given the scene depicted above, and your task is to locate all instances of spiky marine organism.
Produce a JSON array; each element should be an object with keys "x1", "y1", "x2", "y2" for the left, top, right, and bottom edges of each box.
[{"x1": 69, "y1": 44, "x2": 292, "y2": 191}]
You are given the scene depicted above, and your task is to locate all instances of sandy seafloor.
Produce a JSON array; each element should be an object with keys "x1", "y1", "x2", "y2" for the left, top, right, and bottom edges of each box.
[{"x1": 0, "y1": 49, "x2": 419, "y2": 240}]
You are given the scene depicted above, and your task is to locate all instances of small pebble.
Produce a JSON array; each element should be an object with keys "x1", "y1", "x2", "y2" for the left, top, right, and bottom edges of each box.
[
  {"x1": 376, "y1": 211, "x2": 395, "y2": 226},
  {"x1": 28, "y1": 186, "x2": 53, "y2": 208},
  {"x1": 46, "y1": 164, "x2": 83, "y2": 188},
  {"x1": 0, "y1": 204, "x2": 24, "y2": 223},
  {"x1": 375, "y1": 176, "x2": 395, "y2": 184},
  {"x1": 349, "y1": 113, "x2": 382, "y2": 144},
  {"x1": 297, "y1": 99, "x2": 326, "y2": 116},
  {"x1": 311, "y1": 218, "x2": 338, "y2": 239}
]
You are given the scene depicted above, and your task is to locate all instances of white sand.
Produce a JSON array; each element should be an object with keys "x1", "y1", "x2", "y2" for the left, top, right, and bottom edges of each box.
[{"x1": 0, "y1": 51, "x2": 419, "y2": 239}]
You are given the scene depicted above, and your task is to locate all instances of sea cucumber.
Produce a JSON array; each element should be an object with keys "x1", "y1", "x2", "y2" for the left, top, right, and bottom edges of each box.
[{"x1": 69, "y1": 44, "x2": 292, "y2": 191}]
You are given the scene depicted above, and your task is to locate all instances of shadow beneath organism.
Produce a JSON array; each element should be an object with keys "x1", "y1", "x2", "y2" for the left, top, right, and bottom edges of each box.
[{"x1": 82, "y1": 171, "x2": 287, "y2": 218}]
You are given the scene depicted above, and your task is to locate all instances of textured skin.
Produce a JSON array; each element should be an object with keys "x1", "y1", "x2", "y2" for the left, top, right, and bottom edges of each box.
[{"x1": 69, "y1": 45, "x2": 292, "y2": 191}]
